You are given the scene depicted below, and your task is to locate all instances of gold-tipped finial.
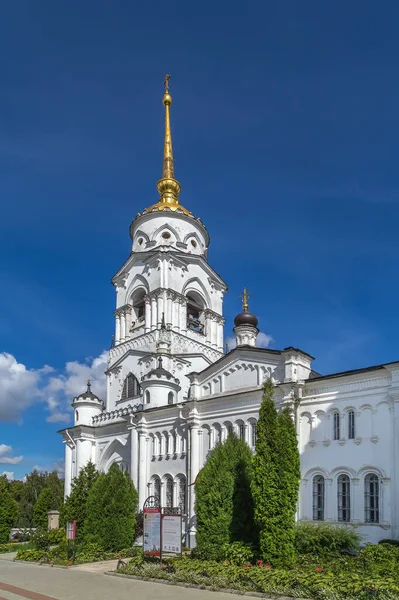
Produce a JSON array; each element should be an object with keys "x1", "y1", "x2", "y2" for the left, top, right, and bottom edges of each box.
[
  {"x1": 239, "y1": 287, "x2": 252, "y2": 311},
  {"x1": 87, "y1": 378, "x2": 91, "y2": 392},
  {"x1": 144, "y1": 75, "x2": 191, "y2": 216}
]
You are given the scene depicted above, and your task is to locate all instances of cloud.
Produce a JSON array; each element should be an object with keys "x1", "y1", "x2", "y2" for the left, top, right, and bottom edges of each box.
[
  {"x1": 256, "y1": 332, "x2": 273, "y2": 348},
  {"x1": 0, "y1": 350, "x2": 108, "y2": 424},
  {"x1": 0, "y1": 444, "x2": 23, "y2": 465},
  {"x1": 225, "y1": 331, "x2": 273, "y2": 351},
  {"x1": 1, "y1": 471, "x2": 14, "y2": 481},
  {"x1": 33, "y1": 459, "x2": 65, "y2": 477}
]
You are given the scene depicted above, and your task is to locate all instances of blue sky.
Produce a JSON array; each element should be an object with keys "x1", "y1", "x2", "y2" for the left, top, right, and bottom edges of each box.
[{"x1": 1, "y1": 0, "x2": 399, "y2": 479}]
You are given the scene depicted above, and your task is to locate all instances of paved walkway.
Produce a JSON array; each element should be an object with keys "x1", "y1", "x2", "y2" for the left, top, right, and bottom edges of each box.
[{"x1": 0, "y1": 560, "x2": 242, "y2": 600}]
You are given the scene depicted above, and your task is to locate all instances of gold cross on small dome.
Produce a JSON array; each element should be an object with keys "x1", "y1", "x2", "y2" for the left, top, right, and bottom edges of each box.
[{"x1": 239, "y1": 287, "x2": 252, "y2": 311}]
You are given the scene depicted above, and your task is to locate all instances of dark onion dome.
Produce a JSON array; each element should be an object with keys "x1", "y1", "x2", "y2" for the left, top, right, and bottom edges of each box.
[
  {"x1": 74, "y1": 379, "x2": 101, "y2": 402},
  {"x1": 234, "y1": 308, "x2": 258, "y2": 328}
]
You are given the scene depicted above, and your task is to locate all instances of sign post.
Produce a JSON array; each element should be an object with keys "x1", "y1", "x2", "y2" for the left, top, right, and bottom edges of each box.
[
  {"x1": 66, "y1": 520, "x2": 77, "y2": 564},
  {"x1": 161, "y1": 512, "x2": 182, "y2": 560},
  {"x1": 143, "y1": 507, "x2": 161, "y2": 557}
]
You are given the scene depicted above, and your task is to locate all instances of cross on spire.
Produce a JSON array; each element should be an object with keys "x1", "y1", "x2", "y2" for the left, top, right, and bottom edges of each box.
[{"x1": 239, "y1": 287, "x2": 252, "y2": 311}]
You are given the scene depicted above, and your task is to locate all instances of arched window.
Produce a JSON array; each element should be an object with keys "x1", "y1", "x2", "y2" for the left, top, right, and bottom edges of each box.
[
  {"x1": 337, "y1": 474, "x2": 351, "y2": 522},
  {"x1": 225, "y1": 422, "x2": 233, "y2": 437},
  {"x1": 165, "y1": 477, "x2": 173, "y2": 508},
  {"x1": 251, "y1": 422, "x2": 257, "y2": 447},
  {"x1": 312, "y1": 475, "x2": 325, "y2": 521},
  {"x1": 178, "y1": 477, "x2": 187, "y2": 514},
  {"x1": 186, "y1": 293, "x2": 205, "y2": 334},
  {"x1": 168, "y1": 392, "x2": 174, "y2": 405},
  {"x1": 121, "y1": 373, "x2": 141, "y2": 400},
  {"x1": 145, "y1": 390, "x2": 150, "y2": 404},
  {"x1": 333, "y1": 412, "x2": 340, "y2": 440},
  {"x1": 172, "y1": 432, "x2": 177, "y2": 454},
  {"x1": 237, "y1": 423, "x2": 245, "y2": 441},
  {"x1": 365, "y1": 473, "x2": 379, "y2": 523},
  {"x1": 153, "y1": 477, "x2": 161, "y2": 501},
  {"x1": 152, "y1": 436, "x2": 157, "y2": 456},
  {"x1": 132, "y1": 288, "x2": 146, "y2": 322},
  {"x1": 348, "y1": 410, "x2": 355, "y2": 440}
]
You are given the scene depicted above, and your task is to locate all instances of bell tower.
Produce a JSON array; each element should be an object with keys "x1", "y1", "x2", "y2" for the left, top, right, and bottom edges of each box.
[{"x1": 106, "y1": 76, "x2": 227, "y2": 412}]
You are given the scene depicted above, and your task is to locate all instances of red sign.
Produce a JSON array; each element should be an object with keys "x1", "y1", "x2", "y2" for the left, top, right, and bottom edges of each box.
[{"x1": 66, "y1": 520, "x2": 76, "y2": 541}]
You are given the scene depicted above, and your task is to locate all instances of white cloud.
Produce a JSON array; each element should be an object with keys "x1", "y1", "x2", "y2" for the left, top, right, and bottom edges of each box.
[
  {"x1": 33, "y1": 459, "x2": 65, "y2": 477},
  {"x1": 1, "y1": 471, "x2": 14, "y2": 480},
  {"x1": 0, "y1": 350, "x2": 108, "y2": 424},
  {"x1": 225, "y1": 331, "x2": 273, "y2": 351},
  {"x1": 256, "y1": 332, "x2": 273, "y2": 348},
  {"x1": 0, "y1": 444, "x2": 23, "y2": 465},
  {"x1": 0, "y1": 353, "x2": 42, "y2": 421}
]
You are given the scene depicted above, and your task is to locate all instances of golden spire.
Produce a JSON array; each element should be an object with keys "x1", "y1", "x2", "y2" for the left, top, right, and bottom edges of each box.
[
  {"x1": 144, "y1": 75, "x2": 191, "y2": 216},
  {"x1": 239, "y1": 287, "x2": 252, "y2": 311}
]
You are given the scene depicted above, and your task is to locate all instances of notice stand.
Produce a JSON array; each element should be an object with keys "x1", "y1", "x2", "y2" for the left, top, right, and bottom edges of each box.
[
  {"x1": 143, "y1": 496, "x2": 161, "y2": 558},
  {"x1": 66, "y1": 520, "x2": 77, "y2": 564},
  {"x1": 160, "y1": 512, "x2": 182, "y2": 561}
]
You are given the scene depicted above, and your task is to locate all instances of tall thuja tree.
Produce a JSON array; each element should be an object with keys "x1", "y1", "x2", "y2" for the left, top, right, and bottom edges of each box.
[
  {"x1": 33, "y1": 488, "x2": 54, "y2": 528},
  {"x1": 84, "y1": 463, "x2": 138, "y2": 551},
  {"x1": 61, "y1": 462, "x2": 99, "y2": 541},
  {"x1": 251, "y1": 379, "x2": 281, "y2": 565},
  {"x1": 0, "y1": 475, "x2": 19, "y2": 542},
  {"x1": 276, "y1": 405, "x2": 301, "y2": 566},
  {"x1": 195, "y1": 434, "x2": 255, "y2": 559}
]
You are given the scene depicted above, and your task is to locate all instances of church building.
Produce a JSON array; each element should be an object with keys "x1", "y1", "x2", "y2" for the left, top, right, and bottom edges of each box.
[{"x1": 60, "y1": 79, "x2": 399, "y2": 546}]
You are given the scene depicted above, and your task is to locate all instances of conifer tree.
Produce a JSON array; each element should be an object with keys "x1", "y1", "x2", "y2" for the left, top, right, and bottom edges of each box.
[
  {"x1": 251, "y1": 379, "x2": 280, "y2": 564},
  {"x1": 83, "y1": 463, "x2": 138, "y2": 551},
  {"x1": 276, "y1": 405, "x2": 301, "y2": 566},
  {"x1": 33, "y1": 488, "x2": 53, "y2": 529},
  {"x1": 61, "y1": 461, "x2": 98, "y2": 541},
  {"x1": 0, "y1": 475, "x2": 18, "y2": 543},
  {"x1": 195, "y1": 433, "x2": 255, "y2": 559}
]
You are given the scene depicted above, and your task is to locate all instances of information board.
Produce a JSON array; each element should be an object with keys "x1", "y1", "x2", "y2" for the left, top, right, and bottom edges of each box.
[
  {"x1": 161, "y1": 514, "x2": 182, "y2": 555},
  {"x1": 143, "y1": 507, "x2": 161, "y2": 556}
]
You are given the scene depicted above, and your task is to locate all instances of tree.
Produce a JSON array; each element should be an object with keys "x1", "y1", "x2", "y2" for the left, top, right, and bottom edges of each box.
[
  {"x1": 251, "y1": 379, "x2": 301, "y2": 567},
  {"x1": 0, "y1": 475, "x2": 19, "y2": 542},
  {"x1": 61, "y1": 462, "x2": 99, "y2": 541},
  {"x1": 33, "y1": 488, "x2": 54, "y2": 529},
  {"x1": 83, "y1": 463, "x2": 138, "y2": 551},
  {"x1": 276, "y1": 405, "x2": 301, "y2": 566},
  {"x1": 195, "y1": 433, "x2": 255, "y2": 559}
]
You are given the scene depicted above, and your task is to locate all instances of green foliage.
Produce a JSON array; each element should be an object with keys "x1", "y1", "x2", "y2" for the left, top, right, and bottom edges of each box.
[
  {"x1": 294, "y1": 522, "x2": 361, "y2": 557},
  {"x1": 33, "y1": 488, "x2": 54, "y2": 528},
  {"x1": 195, "y1": 433, "x2": 255, "y2": 559},
  {"x1": 16, "y1": 469, "x2": 64, "y2": 528},
  {"x1": 61, "y1": 461, "x2": 98, "y2": 541},
  {"x1": 118, "y1": 554, "x2": 399, "y2": 599},
  {"x1": 48, "y1": 528, "x2": 66, "y2": 545},
  {"x1": 31, "y1": 528, "x2": 50, "y2": 551},
  {"x1": 379, "y1": 538, "x2": 399, "y2": 547},
  {"x1": 0, "y1": 475, "x2": 19, "y2": 543},
  {"x1": 221, "y1": 541, "x2": 254, "y2": 565},
  {"x1": 83, "y1": 463, "x2": 138, "y2": 551}
]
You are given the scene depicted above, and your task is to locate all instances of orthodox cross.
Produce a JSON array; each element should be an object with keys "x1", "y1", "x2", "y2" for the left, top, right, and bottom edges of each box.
[
  {"x1": 239, "y1": 287, "x2": 251, "y2": 311},
  {"x1": 163, "y1": 73, "x2": 171, "y2": 93}
]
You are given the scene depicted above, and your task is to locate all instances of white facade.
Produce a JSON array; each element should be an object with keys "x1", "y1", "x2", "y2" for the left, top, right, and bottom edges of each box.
[{"x1": 60, "y1": 85, "x2": 399, "y2": 547}]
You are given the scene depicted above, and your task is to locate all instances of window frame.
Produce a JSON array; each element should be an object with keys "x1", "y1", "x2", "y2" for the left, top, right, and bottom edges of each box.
[
  {"x1": 348, "y1": 410, "x2": 355, "y2": 440},
  {"x1": 312, "y1": 475, "x2": 325, "y2": 521},
  {"x1": 337, "y1": 474, "x2": 351, "y2": 522},
  {"x1": 364, "y1": 473, "x2": 380, "y2": 523},
  {"x1": 333, "y1": 412, "x2": 340, "y2": 441}
]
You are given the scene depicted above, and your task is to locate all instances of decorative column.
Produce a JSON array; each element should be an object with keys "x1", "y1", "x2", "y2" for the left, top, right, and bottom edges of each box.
[
  {"x1": 151, "y1": 296, "x2": 157, "y2": 330},
  {"x1": 157, "y1": 293, "x2": 164, "y2": 326},
  {"x1": 189, "y1": 421, "x2": 200, "y2": 546},
  {"x1": 120, "y1": 310, "x2": 126, "y2": 342},
  {"x1": 114, "y1": 311, "x2": 120, "y2": 345},
  {"x1": 144, "y1": 296, "x2": 151, "y2": 332},
  {"x1": 244, "y1": 423, "x2": 250, "y2": 445},
  {"x1": 167, "y1": 292, "x2": 173, "y2": 326},
  {"x1": 173, "y1": 480, "x2": 178, "y2": 507},
  {"x1": 125, "y1": 305, "x2": 132, "y2": 338},
  {"x1": 138, "y1": 429, "x2": 148, "y2": 509},
  {"x1": 64, "y1": 442, "x2": 73, "y2": 498},
  {"x1": 129, "y1": 425, "x2": 139, "y2": 493},
  {"x1": 180, "y1": 300, "x2": 187, "y2": 334}
]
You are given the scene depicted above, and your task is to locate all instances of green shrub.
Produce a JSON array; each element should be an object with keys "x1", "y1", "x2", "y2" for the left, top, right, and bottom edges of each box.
[
  {"x1": 33, "y1": 488, "x2": 54, "y2": 528},
  {"x1": 48, "y1": 528, "x2": 66, "y2": 545},
  {"x1": 31, "y1": 528, "x2": 50, "y2": 551},
  {"x1": 61, "y1": 461, "x2": 99, "y2": 542},
  {"x1": 359, "y1": 543, "x2": 399, "y2": 577},
  {"x1": 195, "y1": 433, "x2": 255, "y2": 559},
  {"x1": 83, "y1": 463, "x2": 138, "y2": 551},
  {"x1": 294, "y1": 521, "x2": 361, "y2": 556},
  {"x1": 191, "y1": 541, "x2": 224, "y2": 562},
  {"x1": 0, "y1": 476, "x2": 19, "y2": 543},
  {"x1": 221, "y1": 541, "x2": 254, "y2": 565},
  {"x1": 379, "y1": 539, "x2": 399, "y2": 547}
]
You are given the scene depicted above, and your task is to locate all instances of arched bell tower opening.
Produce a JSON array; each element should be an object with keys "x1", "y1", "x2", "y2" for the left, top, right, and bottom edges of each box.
[
  {"x1": 132, "y1": 288, "x2": 146, "y2": 325},
  {"x1": 186, "y1": 292, "x2": 205, "y2": 334}
]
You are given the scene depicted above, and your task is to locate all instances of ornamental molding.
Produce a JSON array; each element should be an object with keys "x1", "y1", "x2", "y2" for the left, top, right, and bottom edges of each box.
[
  {"x1": 304, "y1": 376, "x2": 390, "y2": 398},
  {"x1": 92, "y1": 402, "x2": 143, "y2": 425}
]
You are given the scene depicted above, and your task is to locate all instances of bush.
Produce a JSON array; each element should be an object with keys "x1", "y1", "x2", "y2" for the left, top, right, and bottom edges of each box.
[
  {"x1": 83, "y1": 463, "x2": 138, "y2": 551},
  {"x1": 221, "y1": 541, "x2": 254, "y2": 565},
  {"x1": 48, "y1": 528, "x2": 66, "y2": 545},
  {"x1": 379, "y1": 539, "x2": 399, "y2": 547},
  {"x1": 359, "y1": 543, "x2": 399, "y2": 577},
  {"x1": 0, "y1": 476, "x2": 19, "y2": 543},
  {"x1": 135, "y1": 510, "x2": 144, "y2": 540},
  {"x1": 294, "y1": 522, "x2": 361, "y2": 556},
  {"x1": 61, "y1": 461, "x2": 98, "y2": 542},
  {"x1": 31, "y1": 528, "x2": 50, "y2": 552},
  {"x1": 195, "y1": 434, "x2": 255, "y2": 559}
]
